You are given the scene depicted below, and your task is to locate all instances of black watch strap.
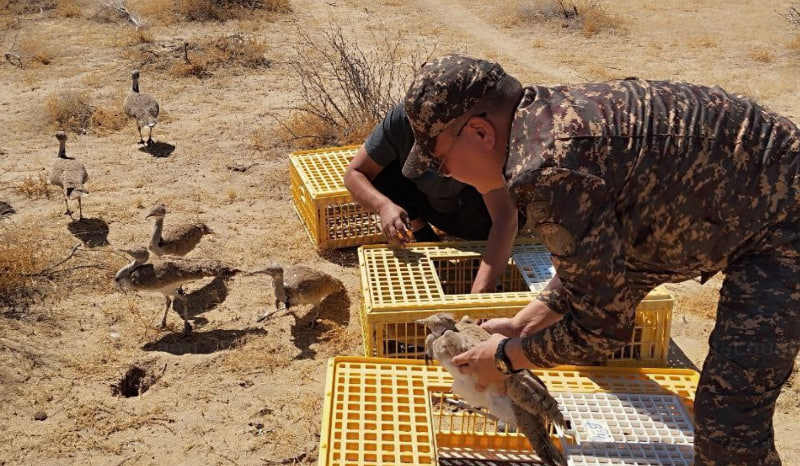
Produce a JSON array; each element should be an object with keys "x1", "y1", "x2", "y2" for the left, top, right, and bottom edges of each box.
[{"x1": 495, "y1": 338, "x2": 523, "y2": 375}]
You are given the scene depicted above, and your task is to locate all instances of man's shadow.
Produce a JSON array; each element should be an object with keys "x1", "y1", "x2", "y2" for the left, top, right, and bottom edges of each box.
[
  {"x1": 138, "y1": 141, "x2": 175, "y2": 158},
  {"x1": 67, "y1": 217, "x2": 109, "y2": 247},
  {"x1": 289, "y1": 289, "x2": 351, "y2": 360}
]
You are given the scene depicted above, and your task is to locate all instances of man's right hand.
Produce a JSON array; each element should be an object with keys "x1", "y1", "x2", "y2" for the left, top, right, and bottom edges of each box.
[{"x1": 379, "y1": 203, "x2": 412, "y2": 246}]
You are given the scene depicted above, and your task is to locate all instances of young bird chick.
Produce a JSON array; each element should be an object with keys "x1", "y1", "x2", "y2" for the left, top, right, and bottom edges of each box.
[
  {"x1": 417, "y1": 312, "x2": 567, "y2": 466},
  {"x1": 114, "y1": 247, "x2": 241, "y2": 334},
  {"x1": 256, "y1": 264, "x2": 344, "y2": 328},
  {"x1": 49, "y1": 131, "x2": 89, "y2": 218}
]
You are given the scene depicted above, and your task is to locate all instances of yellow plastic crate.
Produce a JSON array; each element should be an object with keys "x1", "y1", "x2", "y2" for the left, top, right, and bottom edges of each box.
[
  {"x1": 318, "y1": 357, "x2": 699, "y2": 466},
  {"x1": 290, "y1": 146, "x2": 384, "y2": 249},
  {"x1": 359, "y1": 241, "x2": 673, "y2": 367}
]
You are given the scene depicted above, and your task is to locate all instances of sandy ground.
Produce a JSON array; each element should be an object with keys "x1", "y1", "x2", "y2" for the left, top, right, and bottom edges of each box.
[{"x1": 0, "y1": 0, "x2": 798, "y2": 464}]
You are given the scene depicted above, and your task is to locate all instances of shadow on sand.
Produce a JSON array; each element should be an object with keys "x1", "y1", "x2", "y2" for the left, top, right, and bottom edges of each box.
[
  {"x1": 138, "y1": 141, "x2": 176, "y2": 158},
  {"x1": 67, "y1": 217, "x2": 110, "y2": 247},
  {"x1": 142, "y1": 327, "x2": 268, "y2": 355}
]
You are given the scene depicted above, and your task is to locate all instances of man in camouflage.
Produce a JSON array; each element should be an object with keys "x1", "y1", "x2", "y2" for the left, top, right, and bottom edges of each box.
[{"x1": 402, "y1": 55, "x2": 799, "y2": 464}]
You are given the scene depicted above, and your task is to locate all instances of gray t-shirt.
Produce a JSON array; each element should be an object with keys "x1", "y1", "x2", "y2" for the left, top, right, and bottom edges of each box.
[{"x1": 364, "y1": 104, "x2": 470, "y2": 214}]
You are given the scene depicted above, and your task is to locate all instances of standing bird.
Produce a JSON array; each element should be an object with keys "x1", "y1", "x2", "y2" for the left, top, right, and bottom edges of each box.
[
  {"x1": 256, "y1": 264, "x2": 344, "y2": 327},
  {"x1": 114, "y1": 246, "x2": 241, "y2": 334},
  {"x1": 48, "y1": 131, "x2": 89, "y2": 219},
  {"x1": 123, "y1": 69, "x2": 159, "y2": 146},
  {"x1": 146, "y1": 203, "x2": 213, "y2": 258},
  {"x1": 418, "y1": 313, "x2": 567, "y2": 466}
]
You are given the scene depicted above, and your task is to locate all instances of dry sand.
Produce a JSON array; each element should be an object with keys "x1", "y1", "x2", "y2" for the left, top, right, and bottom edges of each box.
[{"x1": 1, "y1": 0, "x2": 798, "y2": 464}]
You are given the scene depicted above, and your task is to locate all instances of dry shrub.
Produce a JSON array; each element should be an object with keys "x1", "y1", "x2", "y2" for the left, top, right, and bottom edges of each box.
[
  {"x1": 15, "y1": 173, "x2": 51, "y2": 199},
  {"x1": 91, "y1": 103, "x2": 129, "y2": 134},
  {"x1": 169, "y1": 35, "x2": 270, "y2": 78},
  {"x1": 497, "y1": 0, "x2": 622, "y2": 36},
  {"x1": 46, "y1": 91, "x2": 94, "y2": 133},
  {"x1": 780, "y1": 2, "x2": 800, "y2": 28},
  {"x1": 0, "y1": 226, "x2": 50, "y2": 311},
  {"x1": 173, "y1": 0, "x2": 291, "y2": 22},
  {"x1": 279, "y1": 23, "x2": 432, "y2": 148}
]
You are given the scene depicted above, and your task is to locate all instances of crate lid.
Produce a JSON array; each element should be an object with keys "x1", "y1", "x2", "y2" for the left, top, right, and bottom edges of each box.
[{"x1": 290, "y1": 146, "x2": 359, "y2": 197}]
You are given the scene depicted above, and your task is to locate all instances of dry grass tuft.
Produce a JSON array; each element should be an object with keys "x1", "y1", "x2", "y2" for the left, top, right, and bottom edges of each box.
[
  {"x1": 790, "y1": 33, "x2": 800, "y2": 53},
  {"x1": 749, "y1": 47, "x2": 773, "y2": 63},
  {"x1": 1, "y1": 0, "x2": 56, "y2": 15},
  {"x1": 279, "y1": 23, "x2": 432, "y2": 149},
  {"x1": 113, "y1": 27, "x2": 155, "y2": 46},
  {"x1": 0, "y1": 226, "x2": 50, "y2": 311},
  {"x1": 275, "y1": 111, "x2": 342, "y2": 150},
  {"x1": 17, "y1": 37, "x2": 55, "y2": 66},
  {"x1": 15, "y1": 173, "x2": 51, "y2": 199},
  {"x1": 496, "y1": 0, "x2": 623, "y2": 36},
  {"x1": 249, "y1": 127, "x2": 271, "y2": 151},
  {"x1": 220, "y1": 330, "x2": 293, "y2": 373},
  {"x1": 56, "y1": 0, "x2": 82, "y2": 18},
  {"x1": 46, "y1": 91, "x2": 95, "y2": 133},
  {"x1": 91, "y1": 103, "x2": 129, "y2": 134},
  {"x1": 315, "y1": 319, "x2": 360, "y2": 356}
]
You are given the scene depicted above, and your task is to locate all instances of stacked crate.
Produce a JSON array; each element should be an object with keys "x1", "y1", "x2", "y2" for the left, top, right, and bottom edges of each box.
[
  {"x1": 359, "y1": 240, "x2": 674, "y2": 367},
  {"x1": 318, "y1": 357, "x2": 698, "y2": 465},
  {"x1": 289, "y1": 146, "x2": 384, "y2": 249}
]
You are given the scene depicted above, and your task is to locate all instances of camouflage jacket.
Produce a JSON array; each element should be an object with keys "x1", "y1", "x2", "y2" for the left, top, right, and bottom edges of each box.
[{"x1": 506, "y1": 78, "x2": 800, "y2": 366}]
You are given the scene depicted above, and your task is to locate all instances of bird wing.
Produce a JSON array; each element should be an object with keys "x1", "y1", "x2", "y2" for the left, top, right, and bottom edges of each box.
[
  {"x1": 160, "y1": 223, "x2": 210, "y2": 256},
  {"x1": 511, "y1": 403, "x2": 567, "y2": 466}
]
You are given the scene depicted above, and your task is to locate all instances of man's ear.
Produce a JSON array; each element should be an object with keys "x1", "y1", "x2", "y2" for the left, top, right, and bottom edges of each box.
[{"x1": 471, "y1": 117, "x2": 496, "y2": 149}]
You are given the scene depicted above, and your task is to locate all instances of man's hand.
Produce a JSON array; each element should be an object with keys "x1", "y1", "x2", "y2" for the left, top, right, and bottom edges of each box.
[
  {"x1": 378, "y1": 203, "x2": 412, "y2": 246},
  {"x1": 481, "y1": 295, "x2": 564, "y2": 337},
  {"x1": 451, "y1": 333, "x2": 510, "y2": 392}
]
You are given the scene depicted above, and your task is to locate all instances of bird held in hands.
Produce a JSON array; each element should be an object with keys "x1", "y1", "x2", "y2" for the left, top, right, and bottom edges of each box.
[{"x1": 417, "y1": 312, "x2": 567, "y2": 466}]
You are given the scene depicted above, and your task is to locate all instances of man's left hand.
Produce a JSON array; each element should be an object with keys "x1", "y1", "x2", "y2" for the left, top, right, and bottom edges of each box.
[{"x1": 451, "y1": 333, "x2": 510, "y2": 392}]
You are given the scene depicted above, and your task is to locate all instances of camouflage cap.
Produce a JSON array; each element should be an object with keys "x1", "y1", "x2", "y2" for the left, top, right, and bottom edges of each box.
[{"x1": 402, "y1": 55, "x2": 506, "y2": 178}]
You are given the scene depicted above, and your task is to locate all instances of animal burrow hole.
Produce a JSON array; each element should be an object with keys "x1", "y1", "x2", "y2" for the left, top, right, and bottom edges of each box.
[{"x1": 111, "y1": 363, "x2": 165, "y2": 398}]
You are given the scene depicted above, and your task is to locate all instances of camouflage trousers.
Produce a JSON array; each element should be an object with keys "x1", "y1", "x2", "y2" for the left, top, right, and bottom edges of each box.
[{"x1": 693, "y1": 237, "x2": 800, "y2": 465}]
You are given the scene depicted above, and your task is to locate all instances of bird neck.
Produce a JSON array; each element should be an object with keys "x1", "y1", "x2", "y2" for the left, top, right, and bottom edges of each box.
[
  {"x1": 58, "y1": 142, "x2": 66, "y2": 158},
  {"x1": 115, "y1": 260, "x2": 139, "y2": 282},
  {"x1": 273, "y1": 272, "x2": 287, "y2": 301},
  {"x1": 132, "y1": 77, "x2": 139, "y2": 93},
  {"x1": 149, "y1": 217, "x2": 164, "y2": 249}
]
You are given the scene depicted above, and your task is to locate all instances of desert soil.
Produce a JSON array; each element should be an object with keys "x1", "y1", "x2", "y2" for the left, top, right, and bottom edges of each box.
[{"x1": 0, "y1": 0, "x2": 798, "y2": 464}]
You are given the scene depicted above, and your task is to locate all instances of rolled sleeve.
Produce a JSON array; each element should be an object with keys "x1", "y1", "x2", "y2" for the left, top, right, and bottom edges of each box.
[{"x1": 512, "y1": 167, "x2": 636, "y2": 366}]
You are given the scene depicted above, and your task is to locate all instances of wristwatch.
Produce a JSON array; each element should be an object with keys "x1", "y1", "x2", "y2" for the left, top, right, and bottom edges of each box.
[{"x1": 494, "y1": 338, "x2": 523, "y2": 375}]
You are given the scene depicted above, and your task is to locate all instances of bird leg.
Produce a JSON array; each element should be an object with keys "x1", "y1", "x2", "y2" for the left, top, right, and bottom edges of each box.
[
  {"x1": 174, "y1": 292, "x2": 192, "y2": 335},
  {"x1": 307, "y1": 305, "x2": 322, "y2": 329},
  {"x1": 77, "y1": 196, "x2": 83, "y2": 220},
  {"x1": 256, "y1": 300, "x2": 289, "y2": 323},
  {"x1": 158, "y1": 295, "x2": 171, "y2": 329},
  {"x1": 136, "y1": 125, "x2": 145, "y2": 145},
  {"x1": 146, "y1": 126, "x2": 154, "y2": 146},
  {"x1": 62, "y1": 191, "x2": 72, "y2": 216}
]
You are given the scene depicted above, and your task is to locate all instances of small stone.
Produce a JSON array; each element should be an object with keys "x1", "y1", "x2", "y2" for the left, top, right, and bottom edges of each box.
[{"x1": 33, "y1": 412, "x2": 47, "y2": 421}]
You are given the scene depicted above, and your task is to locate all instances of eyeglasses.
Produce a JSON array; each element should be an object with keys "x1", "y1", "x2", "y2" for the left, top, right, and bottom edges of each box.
[{"x1": 431, "y1": 112, "x2": 486, "y2": 177}]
